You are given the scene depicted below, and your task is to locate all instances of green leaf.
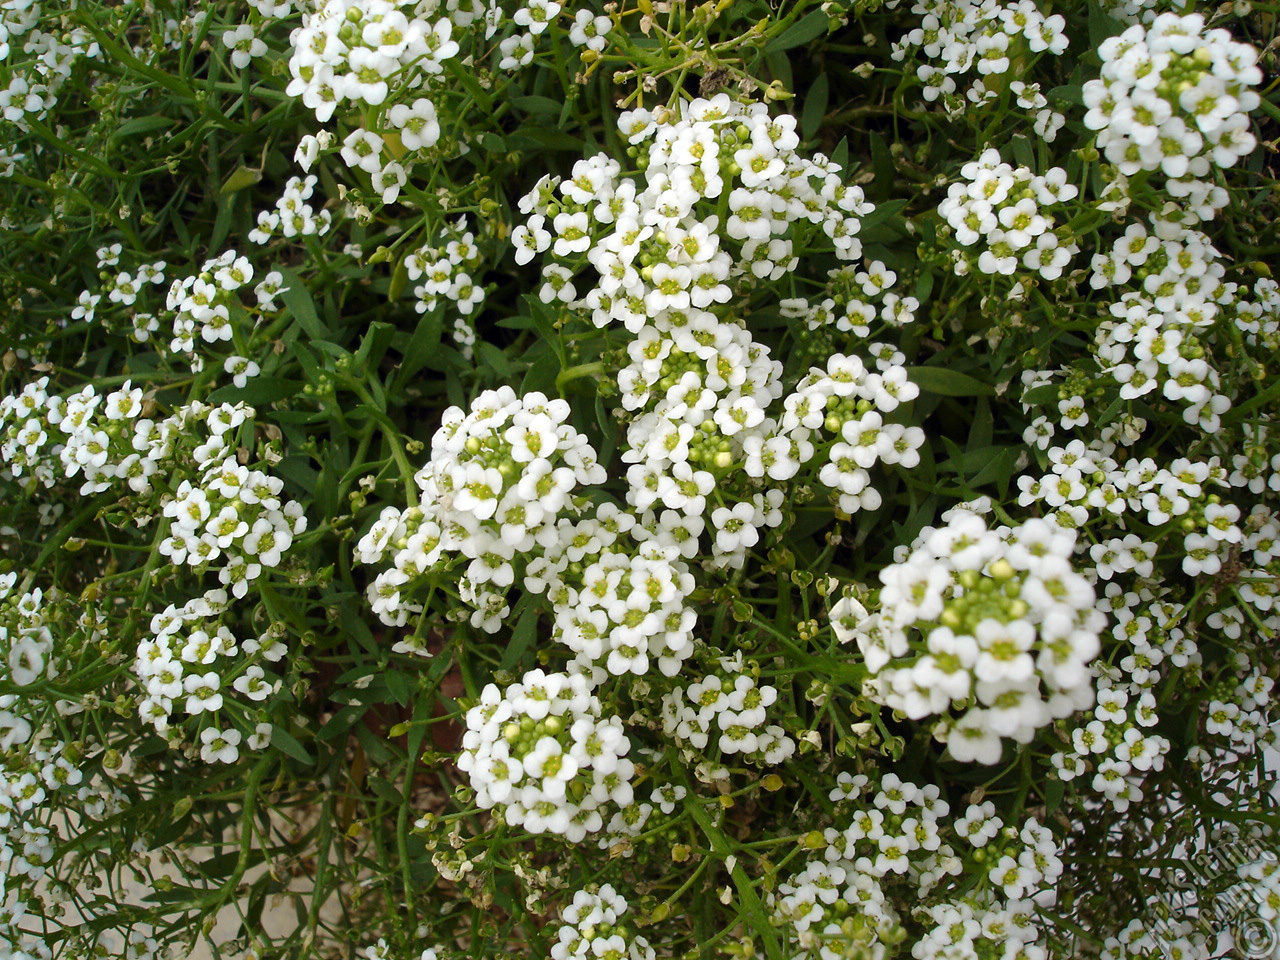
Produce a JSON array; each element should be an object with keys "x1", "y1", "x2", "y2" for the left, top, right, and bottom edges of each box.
[
  {"x1": 510, "y1": 95, "x2": 562, "y2": 116},
  {"x1": 800, "y1": 72, "x2": 829, "y2": 141},
  {"x1": 912, "y1": 268, "x2": 934, "y2": 305},
  {"x1": 868, "y1": 132, "x2": 894, "y2": 201},
  {"x1": 501, "y1": 601, "x2": 540, "y2": 672},
  {"x1": 277, "y1": 269, "x2": 326, "y2": 340},
  {"x1": 967, "y1": 447, "x2": 1021, "y2": 489},
  {"x1": 275, "y1": 455, "x2": 318, "y2": 495},
  {"x1": 521, "y1": 350, "x2": 560, "y2": 396},
  {"x1": 1020, "y1": 383, "x2": 1059, "y2": 407},
  {"x1": 316, "y1": 704, "x2": 366, "y2": 740},
  {"x1": 968, "y1": 396, "x2": 993, "y2": 450},
  {"x1": 110, "y1": 115, "x2": 174, "y2": 146},
  {"x1": 830, "y1": 136, "x2": 849, "y2": 170},
  {"x1": 221, "y1": 165, "x2": 262, "y2": 194},
  {"x1": 207, "y1": 378, "x2": 301, "y2": 406},
  {"x1": 1045, "y1": 778, "x2": 1065, "y2": 815},
  {"x1": 394, "y1": 309, "x2": 444, "y2": 388},
  {"x1": 271, "y1": 726, "x2": 315, "y2": 764},
  {"x1": 1048, "y1": 84, "x2": 1084, "y2": 106},
  {"x1": 685, "y1": 798, "x2": 784, "y2": 960},
  {"x1": 355, "y1": 321, "x2": 396, "y2": 371},
  {"x1": 477, "y1": 341, "x2": 513, "y2": 377},
  {"x1": 388, "y1": 257, "x2": 409, "y2": 302},
  {"x1": 857, "y1": 198, "x2": 908, "y2": 233},
  {"x1": 906, "y1": 366, "x2": 995, "y2": 397},
  {"x1": 1087, "y1": 0, "x2": 1125, "y2": 46},
  {"x1": 385, "y1": 670, "x2": 412, "y2": 707},
  {"x1": 508, "y1": 126, "x2": 588, "y2": 153},
  {"x1": 443, "y1": 57, "x2": 492, "y2": 111},
  {"x1": 368, "y1": 775, "x2": 403, "y2": 805},
  {"x1": 763, "y1": 9, "x2": 828, "y2": 54}
]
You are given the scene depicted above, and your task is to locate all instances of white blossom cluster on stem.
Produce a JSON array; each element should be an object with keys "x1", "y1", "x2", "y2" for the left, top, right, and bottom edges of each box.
[
  {"x1": 550, "y1": 884, "x2": 654, "y2": 960},
  {"x1": 892, "y1": 0, "x2": 1069, "y2": 134},
  {"x1": 0, "y1": 577, "x2": 130, "y2": 958},
  {"x1": 457, "y1": 669, "x2": 635, "y2": 841},
  {"x1": 133, "y1": 588, "x2": 285, "y2": 762},
  {"x1": 938, "y1": 148, "x2": 1080, "y2": 280},
  {"x1": 833, "y1": 508, "x2": 1104, "y2": 764},
  {"x1": 659, "y1": 659, "x2": 795, "y2": 765},
  {"x1": 1083, "y1": 12, "x2": 1260, "y2": 196},
  {"x1": 403, "y1": 216, "x2": 484, "y2": 355}
]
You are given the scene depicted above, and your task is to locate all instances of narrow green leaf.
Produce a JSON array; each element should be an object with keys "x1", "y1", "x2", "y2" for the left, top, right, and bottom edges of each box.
[
  {"x1": 221, "y1": 165, "x2": 262, "y2": 194},
  {"x1": 277, "y1": 269, "x2": 326, "y2": 340},
  {"x1": 271, "y1": 726, "x2": 316, "y2": 764},
  {"x1": 355, "y1": 321, "x2": 396, "y2": 371},
  {"x1": 510, "y1": 95, "x2": 562, "y2": 116},
  {"x1": 906, "y1": 366, "x2": 995, "y2": 397},
  {"x1": 385, "y1": 670, "x2": 412, "y2": 707},
  {"x1": 763, "y1": 9, "x2": 828, "y2": 54},
  {"x1": 800, "y1": 72, "x2": 829, "y2": 141},
  {"x1": 501, "y1": 601, "x2": 540, "y2": 671},
  {"x1": 208, "y1": 378, "x2": 301, "y2": 406},
  {"x1": 686, "y1": 799, "x2": 784, "y2": 960}
]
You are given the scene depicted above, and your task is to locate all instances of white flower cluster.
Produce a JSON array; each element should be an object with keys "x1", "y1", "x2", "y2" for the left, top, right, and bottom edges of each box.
[
  {"x1": 457, "y1": 670, "x2": 635, "y2": 841},
  {"x1": 659, "y1": 662, "x2": 794, "y2": 765},
  {"x1": 785, "y1": 268, "x2": 920, "y2": 337},
  {"x1": 166, "y1": 249, "x2": 288, "y2": 365},
  {"x1": 533, "y1": 512, "x2": 700, "y2": 678},
  {"x1": 938, "y1": 149, "x2": 1080, "y2": 280},
  {"x1": 792, "y1": 351, "x2": 924, "y2": 516},
  {"x1": 504, "y1": 103, "x2": 928, "y2": 584},
  {"x1": 358, "y1": 386, "x2": 605, "y2": 630},
  {"x1": 773, "y1": 856, "x2": 901, "y2": 960},
  {"x1": 1014, "y1": 445, "x2": 1251, "y2": 578},
  {"x1": 1089, "y1": 212, "x2": 1276, "y2": 433},
  {"x1": 1096, "y1": 824, "x2": 1278, "y2": 960},
  {"x1": 133, "y1": 588, "x2": 285, "y2": 761},
  {"x1": 1238, "y1": 855, "x2": 1280, "y2": 928},
  {"x1": 893, "y1": 0, "x2": 1068, "y2": 136},
  {"x1": 953, "y1": 802, "x2": 1063, "y2": 900},
  {"x1": 593, "y1": 782, "x2": 685, "y2": 853},
  {"x1": 0, "y1": 579, "x2": 51, "y2": 690},
  {"x1": 1101, "y1": 917, "x2": 1214, "y2": 960},
  {"x1": 517, "y1": 94, "x2": 871, "y2": 327},
  {"x1": 492, "y1": 2, "x2": 613, "y2": 72},
  {"x1": 285, "y1": 0, "x2": 464, "y2": 123},
  {"x1": 66, "y1": 258, "x2": 170, "y2": 343},
  {"x1": 913, "y1": 896, "x2": 1045, "y2": 960},
  {"x1": 776, "y1": 773, "x2": 1060, "y2": 960},
  {"x1": 284, "y1": 0, "x2": 614, "y2": 205},
  {"x1": 0, "y1": 377, "x2": 306, "y2": 765},
  {"x1": 1205, "y1": 665, "x2": 1276, "y2": 757},
  {"x1": 0, "y1": 380, "x2": 305, "y2": 586},
  {"x1": 158, "y1": 406, "x2": 307, "y2": 596},
  {"x1": 1084, "y1": 13, "x2": 1261, "y2": 192},
  {"x1": 357, "y1": 387, "x2": 707, "y2": 677},
  {"x1": 404, "y1": 217, "x2": 484, "y2": 355},
  {"x1": 221, "y1": 22, "x2": 268, "y2": 70},
  {"x1": 780, "y1": 773, "x2": 1061, "y2": 960},
  {"x1": 0, "y1": 578, "x2": 130, "y2": 958},
  {"x1": 0, "y1": 1, "x2": 100, "y2": 137},
  {"x1": 0, "y1": 378, "x2": 161, "y2": 495},
  {"x1": 550, "y1": 884, "x2": 654, "y2": 960},
  {"x1": 834, "y1": 509, "x2": 1104, "y2": 764},
  {"x1": 1015, "y1": 436, "x2": 1280, "y2": 811},
  {"x1": 1049, "y1": 604, "x2": 1175, "y2": 812},
  {"x1": 360, "y1": 937, "x2": 439, "y2": 960},
  {"x1": 249, "y1": 173, "x2": 333, "y2": 244}
]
